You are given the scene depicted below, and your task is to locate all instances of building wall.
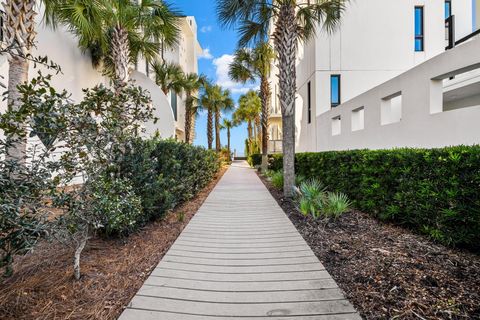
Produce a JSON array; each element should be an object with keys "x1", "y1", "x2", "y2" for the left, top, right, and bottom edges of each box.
[
  {"x1": 294, "y1": 0, "x2": 475, "y2": 152},
  {"x1": 314, "y1": 37, "x2": 480, "y2": 151},
  {"x1": 0, "y1": 4, "x2": 182, "y2": 143}
]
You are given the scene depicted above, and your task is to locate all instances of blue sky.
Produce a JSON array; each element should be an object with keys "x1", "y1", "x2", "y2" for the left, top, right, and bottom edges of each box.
[{"x1": 174, "y1": 0, "x2": 258, "y2": 156}]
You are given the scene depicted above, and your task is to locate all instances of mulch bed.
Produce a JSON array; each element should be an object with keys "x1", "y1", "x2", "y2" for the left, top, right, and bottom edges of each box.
[
  {"x1": 258, "y1": 173, "x2": 480, "y2": 320},
  {"x1": 0, "y1": 167, "x2": 227, "y2": 320}
]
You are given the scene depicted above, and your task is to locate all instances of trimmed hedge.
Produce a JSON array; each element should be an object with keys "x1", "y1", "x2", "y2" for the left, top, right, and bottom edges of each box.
[{"x1": 252, "y1": 146, "x2": 480, "y2": 249}]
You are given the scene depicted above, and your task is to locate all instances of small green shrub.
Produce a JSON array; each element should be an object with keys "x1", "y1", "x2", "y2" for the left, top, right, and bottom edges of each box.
[
  {"x1": 90, "y1": 176, "x2": 143, "y2": 236},
  {"x1": 297, "y1": 179, "x2": 350, "y2": 219},
  {"x1": 270, "y1": 171, "x2": 284, "y2": 189}
]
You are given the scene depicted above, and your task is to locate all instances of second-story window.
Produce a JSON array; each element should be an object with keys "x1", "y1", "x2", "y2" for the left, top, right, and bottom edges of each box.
[
  {"x1": 307, "y1": 81, "x2": 312, "y2": 123},
  {"x1": 445, "y1": 0, "x2": 452, "y2": 19},
  {"x1": 331, "y1": 75, "x2": 341, "y2": 108},
  {"x1": 415, "y1": 6, "x2": 424, "y2": 52}
]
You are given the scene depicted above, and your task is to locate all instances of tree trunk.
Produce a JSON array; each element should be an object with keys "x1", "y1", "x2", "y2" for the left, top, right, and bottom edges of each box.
[
  {"x1": 260, "y1": 76, "x2": 271, "y2": 172},
  {"x1": 215, "y1": 111, "x2": 221, "y2": 152},
  {"x1": 273, "y1": 4, "x2": 297, "y2": 197},
  {"x1": 227, "y1": 128, "x2": 231, "y2": 158},
  {"x1": 73, "y1": 234, "x2": 87, "y2": 280},
  {"x1": 111, "y1": 25, "x2": 130, "y2": 87},
  {"x1": 207, "y1": 109, "x2": 213, "y2": 149},
  {"x1": 185, "y1": 92, "x2": 192, "y2": 143},
  {"x1": 3, "y1": 0, "x2": 37, "y2": 164}
]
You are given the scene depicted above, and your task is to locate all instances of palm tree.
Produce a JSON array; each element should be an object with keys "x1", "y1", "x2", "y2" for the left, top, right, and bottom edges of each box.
[
  {"x1": 216, "y1": 88, "x2": 235, "y2": 151},
  {"x1": 217, "y1": 0, "x2": 347, "y2": 196},
  {"x1": 200, "y1": 82, "x2": 216, "y2": 150},
  {"x1": 233, "y1": 90, "x2": 261, "y2": 156},
  {"x1": 151, "y1": 61, "x2": 185, "y2": 95},
  {"x1": 52, "y1": 0, "x2": 181, "y2": 86},
  {"x1": 182, "y1": 73, "x2": 206, "y2": 143},
  {"x1": 221, "y1": 118, "x2": 235, "y2": 157},
  {"x1": 229, "y1": 42, "x2": 274, "y2": 171}
]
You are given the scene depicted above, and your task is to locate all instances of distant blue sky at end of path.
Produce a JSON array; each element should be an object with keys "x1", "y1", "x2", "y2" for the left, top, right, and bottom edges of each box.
[{"x1": 175, "y1": 0, "x2": 259, "y2": 156}]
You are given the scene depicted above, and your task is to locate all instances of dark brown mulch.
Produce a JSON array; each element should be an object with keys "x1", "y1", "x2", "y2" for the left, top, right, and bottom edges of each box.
[
  {"x1": 0, "y1": 167, "x2": 227, "y2": 320},
  {"x1": 258, "y1": 173, "x2": 480, "y2": 320}
]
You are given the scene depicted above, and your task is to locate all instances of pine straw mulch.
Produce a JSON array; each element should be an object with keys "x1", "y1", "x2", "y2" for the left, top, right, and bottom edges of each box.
[
  {"x1": 258, "y1": 173, "x2": 480, "y2": 320},
  {"x1": 0, "y1": 166, "x2": 227, "y2": 320}
]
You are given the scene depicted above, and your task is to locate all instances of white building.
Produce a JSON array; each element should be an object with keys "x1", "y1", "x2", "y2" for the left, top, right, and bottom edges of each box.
[
  {"x1": 268, "y1": 0, "x2": 480, "y2": 153},
  {"x1": 0, "y1": 6, "x2": 203, "y2": 143}
]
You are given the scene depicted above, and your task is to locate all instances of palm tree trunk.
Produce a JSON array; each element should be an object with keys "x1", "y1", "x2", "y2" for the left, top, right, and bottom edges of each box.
[
  {"x1": 227, "y1": 128, "x2": 231, "y2": 157},
  {"x1": 207, "y1": 109, "x2": 213, "y2": 149},
  {"x1": 215, "y1": 111, "x2": 221, "y2": 152},
  {"x1": 260, "y1": 77, "x2": 271, "y2": 171},
  {"x1": 247, "y1": 121, "x2": 253, "y2": 156},
  {"x1": 185, "y1": 92, "x2": 192, "y2": 143},
  {"x1": 3, "y1": 0, "x2": 36, "y2": 164},
  {"x1": 111, "y1": 25, "x2": 130, "y2": 87},
  {"x1": 273, "y1": 4, "x2": 297, "y2": 197}
]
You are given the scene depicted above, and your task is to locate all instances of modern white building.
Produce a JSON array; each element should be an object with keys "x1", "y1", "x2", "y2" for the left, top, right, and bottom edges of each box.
[
  {"x1": 0, "y1": 5, "x2": 203, "y2": 144},
  {"x1": 268, "y1": 0, "x2": 480, "y2": 153}
]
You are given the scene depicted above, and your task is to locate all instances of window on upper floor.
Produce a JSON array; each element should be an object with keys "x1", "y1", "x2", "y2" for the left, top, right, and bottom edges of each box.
[
  {"x1": 445, "y1": 0, "x2": 452, "y2": 19},
  {"x1": 307, "y1": 81, "x2": 312, "y2": 124},
  {"x1": 331, "y1": 75, "x2": 341, "y2": 108},
  {"x1": 415, "y1": 6, "x2": 425, "y2": 52}
]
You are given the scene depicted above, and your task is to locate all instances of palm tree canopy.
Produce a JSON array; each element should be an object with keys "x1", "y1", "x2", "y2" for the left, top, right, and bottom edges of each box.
[
  {"x1": 216, "y1": 0, "x2": 347, "y2": 47},
  {"x1": 200, "y1": 83, "x2": 234, "y2": 114},
  {"x1": 49, "y1": 0, "x2": 181, "y2": 71},
  {"x1": 221, "y1": 118, "x2": 235, "y2": 130},
  {"x1": 229, "y1": 42, "x2": 274, "y2": 84},
  {"x1": 233, "y1": 90, "x2": 261, "y2": 124},
  {"x1": 151, "y1": 60, "x2": 185, "y2": 94}
]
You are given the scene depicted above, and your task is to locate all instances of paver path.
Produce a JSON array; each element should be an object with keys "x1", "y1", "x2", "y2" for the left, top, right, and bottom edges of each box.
[{"x1": 120, "y1": 161, "x2": 360, "y2": 320}]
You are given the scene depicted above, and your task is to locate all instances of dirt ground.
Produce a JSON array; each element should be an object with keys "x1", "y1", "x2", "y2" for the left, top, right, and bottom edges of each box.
[
  {"x1": 259, "y1": 173, "x2": 480, "y2": 320},
  {"x1": 0, "y1": 167, "x2": 227, "y2": 320}
]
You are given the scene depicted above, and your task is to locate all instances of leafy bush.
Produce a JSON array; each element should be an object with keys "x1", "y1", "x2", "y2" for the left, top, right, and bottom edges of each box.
[
  {"x1": 263, "y1": 147, "x2": 480, "y2": 249},
  {"x1": 116, "y1": 138, "x2": 220, "y2": 221},
  {"x1": 90, "y1": 176, "x2": 143, "y2": 236},
  {"x1": 268, "y1": 170, "x2": 305, "y2": 190},
  {"x1": 248, "y1": 153, "x2": 262, "y2": 167}
]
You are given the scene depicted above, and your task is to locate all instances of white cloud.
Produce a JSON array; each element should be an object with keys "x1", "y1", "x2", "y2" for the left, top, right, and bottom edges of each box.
[
  {"x1": 200, "y1": 25, "x2": 213, "y2": 33},
  {"x1": 212, "y1": 54, "x2": 258, "y2": 94},
  {"x1": 199, "y1": 48, "x2": 213, "y2": 60}
]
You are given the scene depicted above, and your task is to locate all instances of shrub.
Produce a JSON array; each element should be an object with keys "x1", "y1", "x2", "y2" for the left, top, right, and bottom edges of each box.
[
  {"x1": 269, "y1": 170, "x2": 305, "y2": 190},
  {"x1": 266, "y1": 146, "x2": 480, "y2": 249},
  {"x1": 297, "y1": 179, "x2": 350, "y2": 219},
  {"x1": 90, "y1": 176, "x2": 143, "y2": 236},
  {"x1": 248, "y1": 154, "x2": 262, "y2": 167}
]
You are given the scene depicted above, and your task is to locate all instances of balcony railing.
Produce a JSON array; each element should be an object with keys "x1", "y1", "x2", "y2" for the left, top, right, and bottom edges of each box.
[{"x1": 268, "y1": 140, "x2": 282, "y2": 154}]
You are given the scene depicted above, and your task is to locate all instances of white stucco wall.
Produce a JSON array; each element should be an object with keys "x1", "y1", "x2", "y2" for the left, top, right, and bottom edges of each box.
[
  {"x1": 295, "y1": 0, "x2": 475, "y2": 152},
  {"x1": 315, "y1": 37, "x2": 480, "y2": 151}
]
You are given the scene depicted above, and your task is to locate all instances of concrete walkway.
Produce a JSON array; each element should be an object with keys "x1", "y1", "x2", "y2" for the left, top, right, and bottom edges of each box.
[{"x1": 120, "y1": 161, "x2": 360, "y2": 319}]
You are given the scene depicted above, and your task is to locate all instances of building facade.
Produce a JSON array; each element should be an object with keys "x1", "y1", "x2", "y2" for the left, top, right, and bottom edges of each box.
[{"x1": 268, "y1": 0, "x2": 480, "y2": 153}]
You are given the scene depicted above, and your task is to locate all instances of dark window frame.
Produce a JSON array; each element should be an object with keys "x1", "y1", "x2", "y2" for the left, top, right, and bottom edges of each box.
[
  {"x1": 415, "y1": 6, "x2": 425, "y2": 52},
  {"x1": 330, "y1": 74, "x2": 341, "y2": 108},
  {"x1": 0, "y1": 10, "x2": 4, "y2": 42},
  {"x1": 307, "y1": 81, "x2": 312, "y2": 124}
]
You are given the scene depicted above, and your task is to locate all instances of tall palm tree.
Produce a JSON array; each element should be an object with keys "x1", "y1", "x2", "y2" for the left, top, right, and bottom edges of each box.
[
  {"x1": 182, "y1": 73, "x2": 206, "y2": 143},
  {"x1": 221, "y1": 118, "x2": 235, "y2": 157},
  {"x1": 200, "y1": 82, "x2": 216, "y2": 150},
  {"x1": 229, "y1": 42, "x2": 275, "y2": 171},
  {"x1": 233, "y1": 90, "x2": 261, "y2": 155},
  {"x1": 52, "y1": 0, "x2": 180, "y2": 86},
  {"x1": 217, "y1": 0, "x2": 347, "y2": 196},
  {"x1": 214, "y1": 88, "x2": 234, "y2": 152},
  {"x1": 151, "y1": 61, "x2": 185, "y2": 95}
]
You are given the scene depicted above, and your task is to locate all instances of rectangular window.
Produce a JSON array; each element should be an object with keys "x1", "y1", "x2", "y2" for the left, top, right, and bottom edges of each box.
[
  {"x1": 351, "y1": 107, "x2": 365, "y2": 131},
  {"x1": 445, "y1": 0, "x2": 452, "y2": 19},
  {"x1": 331, "y1": 75, "x2": 341, "y2": 108},
  {"x1": 0, "y1": 10, "x2": 4, "y2": 42},
  {"x1": 307, "y1": 81, "x2": 312, "y2": 124},
  {"x1": 171, "y1": 93, "x2": 177, "y2": 121},
  {"x1": 415, "y1": 6, "x2": 424, "y2": 51},
  {"x1": 331, "y1": 116, "x2": 341, "y2": 136}
]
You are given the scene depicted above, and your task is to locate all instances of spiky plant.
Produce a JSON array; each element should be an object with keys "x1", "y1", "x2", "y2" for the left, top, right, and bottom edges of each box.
[{"x1": 217, "y1": 0, "x2": 348, "y2": 197}]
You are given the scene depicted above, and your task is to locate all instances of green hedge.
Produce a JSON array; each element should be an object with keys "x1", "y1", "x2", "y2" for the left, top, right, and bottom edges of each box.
[
  {"x1": 253, "y1": 146, "x2": 480, "y2": 250},
  {"x1": 115, "y1": 138, "x2": 220, "y2": 225}
]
